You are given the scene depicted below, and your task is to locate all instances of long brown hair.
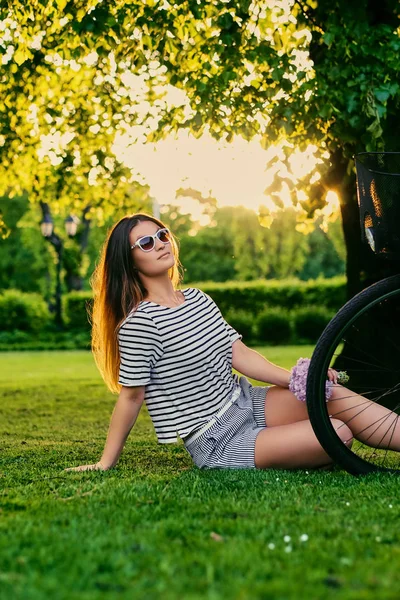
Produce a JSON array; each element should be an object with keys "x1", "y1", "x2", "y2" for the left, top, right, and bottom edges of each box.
[{"x1": 90, "y1": 213, "x2": 183, "y2": 393}]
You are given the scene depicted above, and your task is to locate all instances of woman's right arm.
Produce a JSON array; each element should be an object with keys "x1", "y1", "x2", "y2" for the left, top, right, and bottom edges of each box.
[{"x1": 64, "y1": 385, "x2": 145, "y2": 472}]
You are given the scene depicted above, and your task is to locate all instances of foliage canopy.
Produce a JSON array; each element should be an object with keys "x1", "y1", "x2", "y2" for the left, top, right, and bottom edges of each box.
[{"x1": 1, "y1": 0, "x2": 399, "y2": 245}]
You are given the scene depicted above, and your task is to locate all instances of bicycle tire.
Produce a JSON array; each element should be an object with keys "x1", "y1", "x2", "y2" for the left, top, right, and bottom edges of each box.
[{"x1": 306, "y1": 274, "x2": 400, "y2": 475}]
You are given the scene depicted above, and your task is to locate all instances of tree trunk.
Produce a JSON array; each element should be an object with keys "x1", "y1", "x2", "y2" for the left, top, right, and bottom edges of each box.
[
  {"x1": 339, "y1": 181, "x2": 362, "y2": 299},
  {"x1": 326, "y1": 151, "x2": 362, "y2": 299}
]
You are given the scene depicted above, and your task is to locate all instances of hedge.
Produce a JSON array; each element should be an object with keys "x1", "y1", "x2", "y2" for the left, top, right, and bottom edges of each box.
[
  {"x1": 256, "y1": 307, "x2": 293, "y2": 345},
  {"x1": 59, "y1": 277, "x2": 346, "y2": 332},
  {"x1": 0, "y1": 330, "x2": 91, "y2": 351},
  {"x1": 0, "y1": 278, "x2": 346, "y2": 349},
  {"x1": 292, "y1": 306, "x2": 335, "y2": 344},
  {"x1": 223, "y1": 308, "x2": 256, "y2": 343},
  {"x1": 198, "y1": 277, "x2": 346, "y2": 315},
  {"x1": 64, "y1": 291, "x2": 93, "y2": 331},
  {"x1": 0, "y1": 289, "x2": 50, "y2": 333}
]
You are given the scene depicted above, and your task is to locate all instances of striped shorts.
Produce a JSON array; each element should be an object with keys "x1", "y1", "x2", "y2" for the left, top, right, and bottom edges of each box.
[{"x1": 183, "y1": 375, "x2": 270, "y2": 469}]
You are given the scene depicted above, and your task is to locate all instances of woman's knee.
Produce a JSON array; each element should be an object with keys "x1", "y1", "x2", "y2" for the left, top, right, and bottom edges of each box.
[{"x1": 330, "y1": 418, "x2": 353, "y2": 447}]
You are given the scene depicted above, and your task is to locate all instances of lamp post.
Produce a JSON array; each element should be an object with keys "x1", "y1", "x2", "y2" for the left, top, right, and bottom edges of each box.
[
  {"x1": 40, "y1": 203, "x2": 79, "y2": 329},
  {"x1": 65, "y1": 214, "x2": 80, "y2": 237}
]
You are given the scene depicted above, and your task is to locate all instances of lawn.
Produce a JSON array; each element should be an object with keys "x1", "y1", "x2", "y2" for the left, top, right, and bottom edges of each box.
[{"x1": 0, "y1": 348, "x2": 399, "y2": 600}]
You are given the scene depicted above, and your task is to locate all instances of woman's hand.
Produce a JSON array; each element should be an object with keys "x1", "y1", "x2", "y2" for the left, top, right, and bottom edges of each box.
[
  {"x1": 327, "y1": 368, "x2": 339, "y2": 384},
  {"x1": 64, "y1": 461, "x2": 109, "y2": 472}
]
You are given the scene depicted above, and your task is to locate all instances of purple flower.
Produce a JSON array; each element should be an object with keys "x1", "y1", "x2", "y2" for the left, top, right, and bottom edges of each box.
[{"x1": 289, "y1": 357, "x2": 333, "y2": 402}]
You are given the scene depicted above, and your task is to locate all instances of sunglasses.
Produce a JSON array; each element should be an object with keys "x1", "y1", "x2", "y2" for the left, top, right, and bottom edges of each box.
[{"x1": 130, "y1": 228, "x2": 171, "y2": 252}]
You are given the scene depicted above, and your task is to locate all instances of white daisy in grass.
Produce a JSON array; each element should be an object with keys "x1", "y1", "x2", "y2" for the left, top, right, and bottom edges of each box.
[{"x1": 283, "y1": 535, "x2": 291, "y2": 543}]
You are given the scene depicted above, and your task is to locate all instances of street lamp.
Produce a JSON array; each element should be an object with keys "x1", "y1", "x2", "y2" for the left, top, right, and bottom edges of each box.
[
  {"x1": 65, "y1": 214, "x2": 80, "y2": 237},
  {"x1": 40, "y1": 204, "x2": 79, "y2": 329},
  {"x1": 40, "y1": 213, "x2": 54, "y2": 238}
]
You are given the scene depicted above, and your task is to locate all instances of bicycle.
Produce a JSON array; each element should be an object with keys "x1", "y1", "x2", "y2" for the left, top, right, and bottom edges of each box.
[{"x1": 306, "y1": 152, "x2": 400, "y2": 475}]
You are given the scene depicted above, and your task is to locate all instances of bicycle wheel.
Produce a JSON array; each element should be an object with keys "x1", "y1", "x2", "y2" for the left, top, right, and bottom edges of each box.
[{"x1": 306, "y1": 274, "x2": 400, "y2": 475}]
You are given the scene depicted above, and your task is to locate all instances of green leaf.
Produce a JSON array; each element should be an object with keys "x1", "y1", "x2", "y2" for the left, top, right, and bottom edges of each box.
[
  {"x1": 374, "y1": 89, "x2": 390, "y2": 103},
  {"x1": 366, "y1": 119, "x2": 383, "y2": 139},
  {"x1": 13, "y1": 47, "x2": 33, "y2": 66},
  {"x1": 323, "y1": 32, "x2": 334, "y2": 47}
]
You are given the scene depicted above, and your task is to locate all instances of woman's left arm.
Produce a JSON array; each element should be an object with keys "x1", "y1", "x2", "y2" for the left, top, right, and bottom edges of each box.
[{"x1": 231, "y1": 339, "x2": 291, "y2": 387}]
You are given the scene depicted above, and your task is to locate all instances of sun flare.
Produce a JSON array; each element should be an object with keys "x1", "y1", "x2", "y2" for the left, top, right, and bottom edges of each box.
[{"x1": 113, "y1": 130, "x2": 337, "y2": 225}]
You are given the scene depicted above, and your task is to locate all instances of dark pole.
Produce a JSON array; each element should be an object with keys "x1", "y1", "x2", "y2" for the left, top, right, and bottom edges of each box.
[
  {"x1": 53, "y1": 237, "x2": 64, "y2": 329},
  {"x1": 40, "y1": 202, "x2": 64, "y2": 329}
]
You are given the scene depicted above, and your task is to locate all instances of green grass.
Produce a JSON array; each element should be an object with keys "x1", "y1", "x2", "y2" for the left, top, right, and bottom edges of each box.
[{"x1": 1, "y1": 348, "x2": 399, "y2": 600}]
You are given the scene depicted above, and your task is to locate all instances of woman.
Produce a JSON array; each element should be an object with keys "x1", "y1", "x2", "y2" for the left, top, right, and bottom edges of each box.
[{"x1": 65, "y1": 213, "x2": 400, "y2": 472}]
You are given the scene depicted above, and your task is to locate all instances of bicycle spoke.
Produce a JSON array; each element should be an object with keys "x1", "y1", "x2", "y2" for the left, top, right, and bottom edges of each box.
[
  {"x1": 354, "y1": 413, "x2": 400, "y2": 469},
  {"x1": 334, "y1": 346, "x2": 398, "y2": 374},
  {"x1": 334, "y1": 401, "x2": 379, "y2": 430},
  {"x1": 327, "y1": 387, "x2": 394, "y2": 400},
  {"x1": 377, "y1": 414, "x2": 400, "y2": 467},
  {"x1": 329, "y1": 399, "x2": 371, "y2": 420},
  {"x1": 354, "y1": 411, "x2": 396, "y2": 443},
  {"x1": 342, "y1": 331, "x2": 397, "y2": 372}
]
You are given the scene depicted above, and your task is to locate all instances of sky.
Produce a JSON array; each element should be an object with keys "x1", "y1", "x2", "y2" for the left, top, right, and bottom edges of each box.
[
  {"x1": 113, "y1": 128, "x2": 337, "y2": 226},
  {"x1": 32, "y1": 48, "x2": 338, "y2": 227}
]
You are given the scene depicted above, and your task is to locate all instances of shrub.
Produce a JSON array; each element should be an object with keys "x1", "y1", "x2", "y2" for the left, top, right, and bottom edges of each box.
[
  {"x1": 197, "y1": 277, "x2": 346, "y2": 316},
  {"x1": 255, "y1": 307, "x2": 292, "y2": 345},
  {"x1": 293, "y1": 306, "x2": 335, "y2": 343},
  {"x1": 61, "y1": 279, "x2": 345, "y2": 333},
  {"x1": 64, "y1": 292, "x2": 93, "y2": 331},
  {"x1": 0, "y1": 289, "x2": 50, "y2": 333},
  {"x1": 0, "y1": 330, "x2": 31, "y2": 344},
  {"x1": 223, "y1": 309, "x2": 256, "y2": 343},
  {"x1": 0, "y1": 329, "x2": 91, "y2": 351}
]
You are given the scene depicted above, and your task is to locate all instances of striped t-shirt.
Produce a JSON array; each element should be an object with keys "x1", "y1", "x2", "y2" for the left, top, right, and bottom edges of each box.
[{"x1": 117, "y1": 287, "x2": 242, "y2": 443}]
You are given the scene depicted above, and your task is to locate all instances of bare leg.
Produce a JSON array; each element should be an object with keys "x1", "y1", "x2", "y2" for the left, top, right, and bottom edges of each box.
[
  {"x1": 264, "y1": 386, "x2": 309, "y2": 426},
  {"x1": 328, "y1": 385, "x2": 400, "y2": 451},
  {"x1": 254, "y1": 417, "x2": 352, "y2": 469},
  {"x1": 253, "y1": 386, "x2": 353, "y2": 470}
]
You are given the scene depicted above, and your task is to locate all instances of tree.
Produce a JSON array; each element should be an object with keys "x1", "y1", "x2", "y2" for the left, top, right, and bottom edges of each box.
[
  {"x1": 0, "y1": 2, "x2": 152, "y2": 225},
  {"x1": 0, "y1": 195, "x2": 55, "y2": 296},
  {"x1": 299, "y1": 219, "x2": 345, "y2": 280},
  {"x1": 60, "y1": 182, "x2": 154, "y2": 291},
  {"x1": 163, "y1": 204, "x2": 236, "y2": 283},
  {"x1": 260, "y1": 208, "x2": 309, "y2": 279},
  {"x1": 0, "y1": 2, "x2": 305, "y2": 213},
  {"x1": 2, "y1": 0, "x2": 399, "y2": 296},
  {"x1": 267, "y1": 0, "x2": 400, "y2": 296},
  {"x1": 176, "y1": 205, "x2": 314, "y2": 283}
]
